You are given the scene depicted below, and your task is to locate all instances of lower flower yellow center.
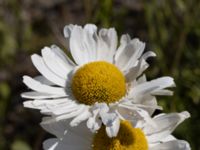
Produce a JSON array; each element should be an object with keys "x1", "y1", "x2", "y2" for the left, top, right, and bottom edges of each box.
[
  {"x1": 71, "y1": 61, "x2": 126, "y2": 105},
  {"x1": 92, "y1": 120, "x2": 148, "y2": 150}
]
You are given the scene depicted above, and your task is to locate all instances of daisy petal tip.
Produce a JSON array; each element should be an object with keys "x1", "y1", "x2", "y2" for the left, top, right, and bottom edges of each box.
[
  {"x1": 141, "y1": 51, "x2": 157, "y2": 61},
  {"x1": 181, "y1": 111, "x2": 191, "y2": 119},
  {"x1": 30, "y1": 54, "x2": 42, "y2": 66},
  {"x1": 43, "y1": 138, "x2": 58, "y2": 150},
  {"x1": 40, "y1": 118, "x2": 52, "y2": 126},
  {"x1": 106, "y1": 126, "x2": 119, "y2": 138},
  {"x1": 31, "y1": 53, "x2": 39, "y2": 60},
  {"x1": 22, "y1": 75, "x2": 31, "y2": 84},
  {"x1": 69, "y1": 122, "x2": 78, "y2": 127},
  {"x1": 63, "y1": 27, "x2": 69, "y2": 38},
  {"x1": 179, "y1": 140, "x2": 191, "y2": 150},
  {"x1": 151, "y1": 52, "x2": 157, "y2": 57},
  {"x1": 159, "y1": 106, "x2": 163, "y2": 110},
  {"x1": 87, "y1": 118, "x2": 101, "y2": 133},
  {"x1": 147, "y1": 51, "x2": 157, "y2": 58},
  {"x1": 23, "y1": 101, "x2": 33, "y2": 108},
  {"x1": 105, "y1": 118, "x2": 120, "y2": 138},
  {"x1": 163, "y1": 76, "x2": 176, "y2": 87},
  {"x1": 20, "y1": 93, "x2": 24, "y2": 98},
  {"x1": 41, "y1": 46, "x2": 51, "y2": 53},
  {"x1": 84, "y1": 24, "x2": 97, "y2": 33},
  {"x1": 70, "y1": 119, "x2": 82, "y2": 127},
  {"x1": 22, "y1": 75, "x2": 28, "y2": 80},
  {"x1": 63, "y1": 24, "x2": 74, "y2": 38}
]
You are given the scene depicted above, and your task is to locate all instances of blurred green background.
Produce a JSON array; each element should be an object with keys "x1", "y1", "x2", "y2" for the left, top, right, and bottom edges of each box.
[{"x1": 0, "y1": 0, "x2": 200, "y2": 149}]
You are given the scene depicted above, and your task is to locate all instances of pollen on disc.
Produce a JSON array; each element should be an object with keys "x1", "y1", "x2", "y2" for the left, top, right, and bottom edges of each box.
[
  {"x1": 71, "y1": 61, "x2": 126, "y2": 105},
  {"x1": 92, "y1": 120, "x2": 148, "y2": 150}
]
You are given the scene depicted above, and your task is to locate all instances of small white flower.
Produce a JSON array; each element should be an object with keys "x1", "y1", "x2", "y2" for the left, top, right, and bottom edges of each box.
[
  {"x1": 22, "y1": 24, "x2": 175, "y2": 137},
  {"x1": 42, "y1": 111, "x2": 191, "y2": 150}
]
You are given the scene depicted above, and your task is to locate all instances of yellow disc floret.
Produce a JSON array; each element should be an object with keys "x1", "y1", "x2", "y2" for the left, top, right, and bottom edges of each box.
[
  {"x1": 71, "y1": 61, "x2": 126, "y2": 105},
  {"x1": 92, "y1": 120, "x2": 148, "y2": 150}
]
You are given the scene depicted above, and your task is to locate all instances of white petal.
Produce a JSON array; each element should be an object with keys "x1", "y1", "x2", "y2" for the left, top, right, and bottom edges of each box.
[
  {"x1": 23, "y1": 76, "x2": 67, "y2": 95},
  {"x1": 108, "y1": 28, "x2": 118, "y2": 52},
  {"x1": 34, "y1": 76, "x2": 54, "y2": 85},
  {"x1": 150, "y1": 140, "x2": 191, "y2": 150},
  {"x1": 43, "y1": 138, "x2": 91, "y2": 150},
  {"x1": 41, "y1": 119, "x2": 68, "y2": 138},
  {"x1": 114, "y1": 34, "x2": 131, "y2": 63},
  {"x1": 96, "y1": 28, "x2": 117, "y2": 63},
  {"x1": 69, "y1": 25, "x2": 87, "y2": 65},
  {"x1": 113, "y1": 104, "x2": 133, "y2": 120},
  {"x1": 70, "y1": 107, "x2": 91, "y2": 127},
  {"x1": 43, "y1": 138, "x2": 59, "y2": 150},
  {"x1": 115, "y1": 38, "x2": 145, "y2": 71},
  {"x1": 42, "y1": 121, "x2": 93, "y2": 150},
  {"x1": 141, "y1": 51, "x2": 156, "y2": 60},
  {"x1": 69, "y1": 25, "x2": 98, "y2": 64},
  {"x1": 124, "y1": 51, "x2": 156, "y2": 82},
  {"x1": 41, "y1": 102, "x2": 80, "y2": 115},
  {"x1": 51, "y1": 45, "x2": 76, "y2": 70},
  {"x1": 82, "y1": 26, "x2": 97, "y2": 61},
  {"x1": 134, "y1": 108, "x2": 156, "y2": 127},
  {"x1": 125, "y1": 58, "x2": 149, "y2": 82},
  {"x1": 101, "y1": 113, "x2": 120, "y2": 137},
  {"x1": 63, "y1": 24, "x2": 74, "y2": 38},
  {"x1": 66, "y1": 122, "x2": 93, "y2": 142},
  {"x1": 119, "y1": 97, "x2": 161, "y2": 116},
  {"x1": 21, "y1": 91, "x2": 66, "y2": 99},
  {"x1": 144, "y1": 111, "x2": 190, "y2": 143},
  {"x1": 23, "y1": 98, "x2": 69, "y2": 110},
  {"x1": 161, "y1": 135, "x2": 176, "y2": 142},
  {"x1": 151, "y1": 89, "x2": 173, "y2": 96},
  {"x1": 41, "y1": 47, "x2": 66, "y2": 79},
  {"x1": 137, "y1": 74, "x2": 147, "y2": 84},
  {"x1": 117, "y1": 102, "x2": 157, "y2": 128},
  {"x1": 120, "y1": 34, "x2": 131, "y2": 44},
  {"x1": 106, "y1": 118, "x2": 120, "y2": 138},
  {"x1": 136, "y1": 95, "x2": 159, "y2": 115},
  {"x1": 84, "y1": 24, "x2": 97, "y2": 34},
  {"x1": 41, "y1": 46, "x2": 74, "y2": 79},
  {"x1": 129, "y1": 77, "x2": 175, "y2": 98},
  {"x1": 106, "y1": 28, "x2": 118, "y2": 62},
  {"x1": 42, "y1": 105, "x2": 86, "y2": 123},
  {"x1": 63, "y1": 24, "x2": 75, "y2": 51},
  {"x1": 31, "y1": 54, "x2": 66, "y2": 87},
  {"x1": 86, "y1": 103, "x2": 109, "y2": 132},
  {"x1": 96, "y1": 35, "x2": 110, "y2": 61},
  {"x1": 87, "y1": 116, "x2": 102, "y2": 132}
]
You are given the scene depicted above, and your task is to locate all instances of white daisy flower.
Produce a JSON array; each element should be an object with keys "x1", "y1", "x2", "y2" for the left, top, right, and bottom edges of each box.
[
  {"x1": 22, "y1": 24, "x2": 175, "y2": 137},
  {"x1": 42, "y1": 111, "x2": 191, "y2": 150}
]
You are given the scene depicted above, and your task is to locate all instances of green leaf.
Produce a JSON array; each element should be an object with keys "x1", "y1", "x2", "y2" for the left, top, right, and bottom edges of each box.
[{"x1": 11, "y1": 140, "x2": 31, "y2": 150}]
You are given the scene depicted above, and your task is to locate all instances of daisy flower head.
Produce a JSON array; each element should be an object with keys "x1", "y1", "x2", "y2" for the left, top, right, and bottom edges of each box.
[
  {"x1": 42, "y1": 111, "x2": 191, "y2": 150},
  {"x1": 22, "y1": 24, "x2": 175, "y2": 137}
]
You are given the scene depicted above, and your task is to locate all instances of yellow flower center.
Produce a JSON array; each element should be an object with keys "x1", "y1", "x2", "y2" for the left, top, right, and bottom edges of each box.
[
  {"x1": 71, "y1": 61, "x2": 126, "y2": 105},
  {"x1": 92, "y1": 120, "x2": 148, "y2": 150}
]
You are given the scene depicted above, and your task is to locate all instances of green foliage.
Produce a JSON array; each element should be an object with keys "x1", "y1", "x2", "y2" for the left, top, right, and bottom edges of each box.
[
  {"x1": 0, "y1": 82, "x2": 10, "y2": 117},
  {"x1": 0, "y1": 22, "x2": 17, "y2": 64},
  {"x1": 94, "y1": 0, "x2": 113, "y2": 27},
  {"x1": 11, "y1": 140, "x2": 31, "y2": 150},
  {"x1": 143, "y1": 1, "x2": 200, "y2": 149}
]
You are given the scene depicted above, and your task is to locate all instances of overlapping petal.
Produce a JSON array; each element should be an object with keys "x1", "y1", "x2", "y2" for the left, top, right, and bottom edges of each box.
[
  {"x1": 22, "y1": 24, "x2": 177, "y2": 139},
  {"x1": 42, "y1": 112, "x2": 191, "y2": 150}
]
